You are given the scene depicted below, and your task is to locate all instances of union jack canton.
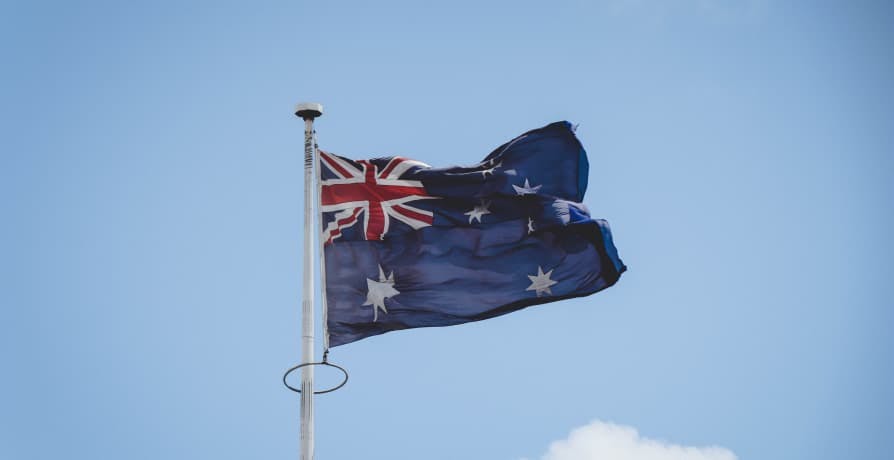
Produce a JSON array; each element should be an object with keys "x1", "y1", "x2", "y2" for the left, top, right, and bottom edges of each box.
[{"x1": 320, "y1": 152, "x2": 434, "y2": 244}]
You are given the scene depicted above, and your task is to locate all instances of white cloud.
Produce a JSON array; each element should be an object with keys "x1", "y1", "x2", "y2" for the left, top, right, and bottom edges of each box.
[{"x1": 531, "y1": 420, "x2": 737, "y2": 460}]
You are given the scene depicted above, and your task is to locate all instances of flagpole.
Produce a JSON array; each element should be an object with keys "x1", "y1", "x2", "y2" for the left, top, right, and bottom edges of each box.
[{"x1": 295, "y1": 102, "x2": 322, "y2": 460}]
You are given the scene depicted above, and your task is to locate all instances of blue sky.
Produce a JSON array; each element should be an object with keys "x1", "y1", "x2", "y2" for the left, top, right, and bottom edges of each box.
[{"x1": 3, "y1": 1, "x2": 892, "y2": 459}]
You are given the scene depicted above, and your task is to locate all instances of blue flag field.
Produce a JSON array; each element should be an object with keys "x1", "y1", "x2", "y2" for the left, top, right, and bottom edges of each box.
[{"x1": 320, "y1": 121, "x2": 626, "y2": 346}]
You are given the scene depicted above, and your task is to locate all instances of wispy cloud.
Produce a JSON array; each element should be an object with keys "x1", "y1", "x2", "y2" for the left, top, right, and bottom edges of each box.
[{"x1": 526, "y1": 420, "x2": 737, "y2": 460}]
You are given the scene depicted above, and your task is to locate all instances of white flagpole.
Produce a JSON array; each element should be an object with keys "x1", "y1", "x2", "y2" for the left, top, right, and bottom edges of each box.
[{"x1": 295, "y1": 102, "x2": 322, "y2": 460}]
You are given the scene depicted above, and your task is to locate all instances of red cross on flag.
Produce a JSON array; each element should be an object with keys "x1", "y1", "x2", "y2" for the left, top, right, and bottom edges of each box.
[{"x1": 320, "y1": 151, "x2": 435, "y2": 244}]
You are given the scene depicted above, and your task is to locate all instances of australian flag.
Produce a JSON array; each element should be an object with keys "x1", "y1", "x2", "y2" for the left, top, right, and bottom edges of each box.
[{"x1": 320, "y1": 121, "x2": 625, "y2": 347}]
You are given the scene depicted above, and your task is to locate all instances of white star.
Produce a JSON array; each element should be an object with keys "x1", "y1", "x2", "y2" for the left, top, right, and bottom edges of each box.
[
  {"x1": 464, "y1": 199, "x2": 492, "y2": 224},
  {"x1": 512, "y1": 178, "x2": 542, "y2": 195},
  {"x1": 363, "y1": 264, "x2": 399, "y2": 322},
  {"x1": 526, "y1": 265, "x2": 557, "y2": 297},
  {"x1": 480, "y1": 161, "x2": 502, "y2": 177},
  {"x1": 527, "y1": 217, "x2": 535, "y2": 234}
]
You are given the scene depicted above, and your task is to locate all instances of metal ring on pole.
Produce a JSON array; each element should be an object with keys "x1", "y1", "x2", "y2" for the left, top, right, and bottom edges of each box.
[{"x1": 282, "y1": 361, "x2": 349, "y2": 394}]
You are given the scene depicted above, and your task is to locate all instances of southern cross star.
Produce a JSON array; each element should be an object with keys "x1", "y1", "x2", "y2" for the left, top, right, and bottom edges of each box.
[
  {"x1": 513, "y1": 178, "x2": 542, "y2": 195},
  {"x1": 527, "y1": 217, "x2": 536, "y2": 234},
  {"x1": 363, "y1": 264, "x2": 399, "y2": 322},
  {"x1": 480, "y1": 161, "x2": 502, "y2": 178},
  {"x1": 464, "y1": 199, "x2": 492, "y2": 224},
  {"x1": 526, "y1": 265, "x2": 557, "y2": 297}
]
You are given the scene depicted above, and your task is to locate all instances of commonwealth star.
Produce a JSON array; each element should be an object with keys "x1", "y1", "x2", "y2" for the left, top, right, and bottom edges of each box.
[{"x1": 363, "y1": 264, "x2": 400, "y2": 321}]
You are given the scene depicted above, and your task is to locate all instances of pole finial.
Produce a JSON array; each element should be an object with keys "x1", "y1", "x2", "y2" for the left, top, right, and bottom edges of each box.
[{"x1": 295, "y1": 102, "x2": 323, "y2": 120}]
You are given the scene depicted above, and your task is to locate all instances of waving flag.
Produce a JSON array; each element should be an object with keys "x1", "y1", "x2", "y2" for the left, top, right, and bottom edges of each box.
[{"x1": 321, "y1": 121, "x2": 625, "y2": 347}]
